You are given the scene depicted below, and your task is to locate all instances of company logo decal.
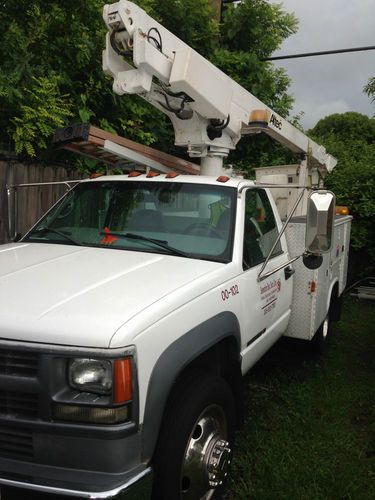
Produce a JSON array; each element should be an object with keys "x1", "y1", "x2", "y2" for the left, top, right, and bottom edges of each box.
[
  {"x1": 260, "y1": 278, "x2": 281, "y2": 315},
  {"x1": 270, "y1": 114, "x2": 282, "y2": 130}
]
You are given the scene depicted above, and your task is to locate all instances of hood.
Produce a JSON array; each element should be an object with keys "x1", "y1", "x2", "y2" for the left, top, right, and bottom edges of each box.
[{"x1": 0, "y1": 243, "x2": 221, "y2": 348}]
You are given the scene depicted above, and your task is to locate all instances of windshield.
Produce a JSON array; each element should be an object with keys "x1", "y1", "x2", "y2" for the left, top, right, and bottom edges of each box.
[{"x1": 24, "y1": 180, "x2": 236, "y2": 263}]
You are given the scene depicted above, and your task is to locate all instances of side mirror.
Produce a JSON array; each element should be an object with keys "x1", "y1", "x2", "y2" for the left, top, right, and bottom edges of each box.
[
  {"x1": 302, "y1": 253, "x2": 323, "y2": 270},
  {"x1": 305, "y1": 191, "x2": 335, "y2": 254}
]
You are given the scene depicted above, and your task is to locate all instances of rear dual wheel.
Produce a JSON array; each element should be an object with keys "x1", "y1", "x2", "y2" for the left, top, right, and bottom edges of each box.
[
  {"x1": 311, "y1": 309, "x2": 331, "y2": 354},
  {"x1": 153, "y1": 375, "x2": 236, "y2": 499}
]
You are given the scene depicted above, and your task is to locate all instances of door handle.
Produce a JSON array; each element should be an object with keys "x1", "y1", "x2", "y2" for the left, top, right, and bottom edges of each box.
[{"x1": 284, "y1": 266, "x2": 295, "y2": 280}]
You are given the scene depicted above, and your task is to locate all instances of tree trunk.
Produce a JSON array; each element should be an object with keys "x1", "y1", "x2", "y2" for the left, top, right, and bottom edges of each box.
[{"x1": 209, "y1": 0, "x2": 222, "y2": 22}]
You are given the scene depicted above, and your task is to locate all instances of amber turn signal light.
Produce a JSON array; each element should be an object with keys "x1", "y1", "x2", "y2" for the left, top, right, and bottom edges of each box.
[{"x1": 113, "y1": 358, "x2": 133, "y2": 404}]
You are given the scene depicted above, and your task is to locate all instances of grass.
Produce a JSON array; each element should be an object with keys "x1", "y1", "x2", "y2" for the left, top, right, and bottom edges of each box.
[{"x1": 226, "y1": 297, "x2": 375, "y2": 500}]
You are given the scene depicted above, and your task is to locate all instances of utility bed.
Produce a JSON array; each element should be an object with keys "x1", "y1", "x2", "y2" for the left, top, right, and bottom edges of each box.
[{"x1": 284, "y1": 215, "x2": 352, "y2": 340}]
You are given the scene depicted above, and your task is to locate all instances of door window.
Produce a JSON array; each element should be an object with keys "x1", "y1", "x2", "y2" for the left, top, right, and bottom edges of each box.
[{"x1": 243, "y1": 189, "x2": 282, "y2": 270}]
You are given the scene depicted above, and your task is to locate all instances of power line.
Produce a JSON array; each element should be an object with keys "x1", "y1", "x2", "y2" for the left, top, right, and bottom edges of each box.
[{"x1": 261, "y1": 45, "x2": 375, "y2": 62}]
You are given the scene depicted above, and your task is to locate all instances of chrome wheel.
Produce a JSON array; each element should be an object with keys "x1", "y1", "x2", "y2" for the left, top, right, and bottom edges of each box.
[
  {"x1": 181, "y1": 404, "x2": 231, "y2": 499},
  {"x1": 322, "y1": 314, "x2": 329, "y2": 340},
  {"x1": 152, "y1": 375, "x2": 235, "y2": 500},
  {"x1": 311, "y1": 308, "x2": 331, "y2": 354}
]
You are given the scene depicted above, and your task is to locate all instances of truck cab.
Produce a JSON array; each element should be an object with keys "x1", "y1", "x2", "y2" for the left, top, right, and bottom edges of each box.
[{"x1": 0, "y1": 174, "x2": 297, "y2": 498}]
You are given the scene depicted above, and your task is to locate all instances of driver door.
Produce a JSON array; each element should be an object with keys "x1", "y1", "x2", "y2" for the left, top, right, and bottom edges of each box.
[{"x1": 238, "y1": 188, "x2": 293, "y2": 373}]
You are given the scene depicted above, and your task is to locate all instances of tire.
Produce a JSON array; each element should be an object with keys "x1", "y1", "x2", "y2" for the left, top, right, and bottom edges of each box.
[
  {"x1": 311, "y1": 308, "x2": 331, "y2": 354},
  {"x1": 152, "y1": 374, "x2": 236, "y2": 500}
]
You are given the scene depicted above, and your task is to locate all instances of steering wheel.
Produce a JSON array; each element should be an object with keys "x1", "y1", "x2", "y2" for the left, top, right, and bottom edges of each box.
[
  {"x1": 56, "y1": 200, "x2": 74, "y2": 220},
  {"x1": 183, "y1": 223, "x2": 222, "y2": 238}
]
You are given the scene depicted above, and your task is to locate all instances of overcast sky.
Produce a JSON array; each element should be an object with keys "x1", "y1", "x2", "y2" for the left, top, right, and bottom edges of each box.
[{"x1": 272, "y1": 0, "x2": 375, "y2": 129}]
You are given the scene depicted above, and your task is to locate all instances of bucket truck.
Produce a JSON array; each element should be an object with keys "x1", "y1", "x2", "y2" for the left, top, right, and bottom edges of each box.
[{"x1": 0, "y1": 1, "x2": 351, "y2": 499}]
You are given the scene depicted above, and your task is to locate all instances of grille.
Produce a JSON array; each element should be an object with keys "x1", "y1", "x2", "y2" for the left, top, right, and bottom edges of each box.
[
  {"x1": 0, "y1": 349, "x2": 38, "y2": 377},
  {"x1": 0, "y1": 391, "x2": 39, "y2": 419},
  {"x1": 0, "y1": 425, "x2": 34, "y2": 458}
]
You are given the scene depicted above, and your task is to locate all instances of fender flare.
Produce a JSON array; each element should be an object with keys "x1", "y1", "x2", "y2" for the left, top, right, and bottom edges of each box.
[{"x1": 140, "y1": 311, "x2": 241, "y2": 461}]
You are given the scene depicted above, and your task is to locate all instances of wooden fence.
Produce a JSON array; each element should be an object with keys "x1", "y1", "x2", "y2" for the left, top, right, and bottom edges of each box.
[{"x1": 0, "y1": 160, "x2": 83, "y2": 244}]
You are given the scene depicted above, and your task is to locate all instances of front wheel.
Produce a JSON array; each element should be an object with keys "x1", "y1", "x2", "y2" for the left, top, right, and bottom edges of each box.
[{"x1": 152, "y1": 374, "x2": 236, "y2": 499}]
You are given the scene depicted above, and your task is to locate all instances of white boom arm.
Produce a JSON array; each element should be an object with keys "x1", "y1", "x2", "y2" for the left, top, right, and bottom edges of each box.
[{"x1": 103, "y1": 0, "x2": 336, "y2": 175}]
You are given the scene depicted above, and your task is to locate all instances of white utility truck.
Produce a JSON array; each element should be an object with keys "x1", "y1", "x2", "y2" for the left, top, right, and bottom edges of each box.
[{"x1": 0, "y1": 2, "x2": 351, "y2": 499}]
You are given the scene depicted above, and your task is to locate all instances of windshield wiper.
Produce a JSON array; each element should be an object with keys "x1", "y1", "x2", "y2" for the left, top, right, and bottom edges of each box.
[
  {"x1": 28, "y1": 227, "x2": 82, "y2": 246},
  {"x1": 124, "y1": 232, "x2": 190, "y2": 258},
  {"x1": 102, "y1": 231, "x2": 190, "y2": 258}
]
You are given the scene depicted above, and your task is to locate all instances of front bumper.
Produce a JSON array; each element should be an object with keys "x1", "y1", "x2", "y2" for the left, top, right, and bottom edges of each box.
[{"x1": 0, "y1": 465, "x2": 153, "y2": 499}]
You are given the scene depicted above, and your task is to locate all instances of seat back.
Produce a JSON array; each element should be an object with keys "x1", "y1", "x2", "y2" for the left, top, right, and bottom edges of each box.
[{"x1": 127, "y1": 209, "x2": 165, "y2": 231}]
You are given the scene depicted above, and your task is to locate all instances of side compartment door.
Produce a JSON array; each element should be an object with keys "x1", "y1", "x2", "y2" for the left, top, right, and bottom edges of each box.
[{"x1": 239, "y1": 188, "x2": 293, "y2": 373}]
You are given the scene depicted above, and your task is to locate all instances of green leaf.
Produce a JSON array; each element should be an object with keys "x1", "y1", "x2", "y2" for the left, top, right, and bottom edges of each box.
[
  {"x1": 310, "y1": 112, "x2": 375, "y2": 269},
  {"x1": 0, "y1": 0, "x2": 298, "y2": 173}
]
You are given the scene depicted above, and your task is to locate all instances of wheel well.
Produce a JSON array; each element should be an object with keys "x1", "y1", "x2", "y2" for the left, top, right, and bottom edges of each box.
[
  {"x1": 164, "y1": 337, "x2": 243, "y2": 426},
  {"x1": 330, "y1": 281, "x2": 342, "y2": 322}
]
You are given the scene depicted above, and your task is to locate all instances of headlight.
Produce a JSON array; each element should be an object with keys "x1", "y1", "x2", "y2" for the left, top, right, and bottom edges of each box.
[
  {"x1": 54, "y1": 356, "x2": 134, "y2": 425},
  {"x1": 69, "y1": 358, "x2": 112, "y2": 395}
]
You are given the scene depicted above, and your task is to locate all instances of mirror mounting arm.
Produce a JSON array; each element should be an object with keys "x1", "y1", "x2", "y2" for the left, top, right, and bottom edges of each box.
[{"x1": 258, "y1": 254, "x2": 301, "y2": 282}]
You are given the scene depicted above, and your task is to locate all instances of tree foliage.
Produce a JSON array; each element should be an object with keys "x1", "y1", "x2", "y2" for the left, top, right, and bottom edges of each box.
[
  {"x1": 309, "y1": 112, "x2": 375, "y2": 272},
  {"x1": 11, "y1": 76, "x2": 73, "y2": 156},
  {"x1": 0, "y1": 0, "x2": 297, "y2": 170},
  {"x1": 364, "y1": 77, "x2": 375, "y2": 105}
]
